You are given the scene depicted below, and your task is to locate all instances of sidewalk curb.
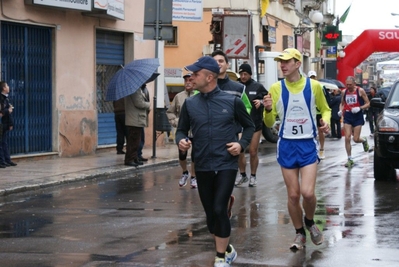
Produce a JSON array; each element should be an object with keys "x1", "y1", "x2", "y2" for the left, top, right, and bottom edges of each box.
[{"x1": 0, "y1": 159, "x2": 179, "y2": 196}]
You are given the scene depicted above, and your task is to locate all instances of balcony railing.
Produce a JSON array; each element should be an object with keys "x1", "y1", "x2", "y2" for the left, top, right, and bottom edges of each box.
[{"x1": 282, "y1": 0, "x2": 295, "y2": 10}]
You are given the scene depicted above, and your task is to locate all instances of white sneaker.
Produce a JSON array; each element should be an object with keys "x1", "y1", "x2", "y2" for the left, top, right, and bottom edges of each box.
[
  {"x1": 306, "y1": 224, "x2": 324, "y2": 245},
  {"x1": 225, "y1": 244, "x2": 237, "y2": 264},
  {"x1": 179, "y1": 172, "x2": 189, "y2": 187},
  {"x1": 214, "y1": 257, "x2": 230, "y2": 267},
  {"x1": 249, "y1": 175, "x2": 257, "y2": 187},
  {"x1": 318, "y1": 149, "x2": 325, "y2": 160},
  {"x1": 190, "y1": 177, "x2": 197, "y2": 189},
  {"x1": 235, "y1": 174, "x2": 248, "y2": 186},
  {"x1": 290, "y1": 233, "x2": 306, "y2": 250}
]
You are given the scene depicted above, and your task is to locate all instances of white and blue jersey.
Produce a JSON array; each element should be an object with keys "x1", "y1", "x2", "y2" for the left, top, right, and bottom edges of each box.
[{"x1": 277, "y1": 79, "x2": 319, "y2": 168}]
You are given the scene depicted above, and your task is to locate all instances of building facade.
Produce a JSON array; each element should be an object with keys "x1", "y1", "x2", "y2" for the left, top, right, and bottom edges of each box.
[
  {"x1": 1, "y1": 0, "x2": 156, "y2": 157},
  {"x1": 165, "y1": 0, "x2": 337, "y2": 99}
]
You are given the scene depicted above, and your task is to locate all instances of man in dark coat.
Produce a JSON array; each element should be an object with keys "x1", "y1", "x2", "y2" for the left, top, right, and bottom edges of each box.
[
  {"x1": 0, "y1": 81, "x2": 17, "y2": 168},
  {"x1": 176, "y1": 56, "x2": 254, "y2": 266},
  {"x1": 236, "y1": 63, "x2": 268, "y2": 187},
  {"x1": 329, "y1": 88, "x2": 342, "y2": 139}
]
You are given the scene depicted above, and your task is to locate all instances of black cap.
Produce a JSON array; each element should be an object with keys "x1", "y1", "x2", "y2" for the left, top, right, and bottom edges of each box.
[{"x1": 238, "y1": 63, "x2": 252, "y2": 75}]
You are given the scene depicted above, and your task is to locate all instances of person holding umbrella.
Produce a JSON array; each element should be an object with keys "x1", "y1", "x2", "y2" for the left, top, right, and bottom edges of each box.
[
  {"x1": 124, "y1": 83, "x2": 151, "y2": 167},
  {"x1": 105, "y1": 58, "x2": 160, "y2": 167}
]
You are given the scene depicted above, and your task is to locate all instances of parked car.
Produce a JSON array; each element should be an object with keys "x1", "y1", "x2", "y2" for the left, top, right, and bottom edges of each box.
[
  {"x1": 370, "y1": 80, "x2": 399, "y2": 181},
  {"x1": 377, "y1": 86, "x2": 392, "y2": 102},
  {"x1": 262, "y1": 119, "x2": 279, "y2": 143}
]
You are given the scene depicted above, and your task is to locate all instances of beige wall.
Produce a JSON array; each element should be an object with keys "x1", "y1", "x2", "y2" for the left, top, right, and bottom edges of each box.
[
  {"x1": 165, "y1": 12, "x2": 213, "y2": 68},
  {"x1": 163, "y1": 2, "x2": 320, "y2": 77},
  {"x1": 1, "y1": 0, "x2": 155, "y2": 157}
]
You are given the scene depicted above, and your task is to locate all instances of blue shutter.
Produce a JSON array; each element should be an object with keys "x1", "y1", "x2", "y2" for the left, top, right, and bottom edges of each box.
[
  {"x1": 96, "y1": 31, "x2": 124, "y2": 65},
  {"x1": 1, "y1": 22, "x2": 52, "y2": 154},
  {"x1": 96, "y1": 31, "x2": 124, "y2": 146}
]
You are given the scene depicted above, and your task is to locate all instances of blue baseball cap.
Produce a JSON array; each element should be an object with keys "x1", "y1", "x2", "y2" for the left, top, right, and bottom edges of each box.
[{"x1": 185, "y1": 56, "x2": 220, "y2": 74}]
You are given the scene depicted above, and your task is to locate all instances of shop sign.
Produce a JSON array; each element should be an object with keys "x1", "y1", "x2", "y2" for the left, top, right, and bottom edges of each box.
[
  {"x1": 268, "y1": 26, "x2": 276, "y2": 43},
  {"x1": 26, "y1": 0, "x2": 92, "y2": 11},
  {"x1": 326, "y1": 46, "x2": 337, "y2": 58},
  {"x1": 164, "y1": 68, "x2": 182, "y2": 78},
  {"x1": 172, "y1": 0, "x2": 203, "y2": 22},
  {"x1": 94, "y1": 0, "x2": 125, "y2": 20}
]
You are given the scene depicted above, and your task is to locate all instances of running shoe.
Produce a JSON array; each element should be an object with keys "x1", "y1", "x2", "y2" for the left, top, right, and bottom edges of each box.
[
  {"x1": 235, "y1": 174, "x2": 248, "y2": 186},
  {"x1": 318, "y1": 149, "x2": 325, "y2": 160},
  {"x1": 225, "y1": 244, "x2": 237, "y2": 264},
  {"x1": 178, "y1": 172, "x2": 189, "y2": 187},
  {"x1": 227, "y1": 195, "x2": 235, "y2": 219},
  {"x1": 190, "y1": 177, "x2": 197, "y2": 189},
  {"x1": 306, "y1": 224, "x2": 324, "y2": 245},
  {"x1": 362, "y1": 137, "x2": 369, "y2": 152},
  {"x1": 290, "y1": 233, "x2": 306, "y2": 250},
  {"x1": 214, "y1": 257, "x2": 230, "y2": 267},
  {"x1": 344, "y1": 159, "x2": 354, "y2": 168},
  {"x1": 249, "y1": 175, "x2": 257, "y2": 187}
]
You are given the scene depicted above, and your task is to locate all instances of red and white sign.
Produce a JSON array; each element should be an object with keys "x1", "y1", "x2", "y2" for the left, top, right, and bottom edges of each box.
[{"x1": 224, "y1": 34, "x2": 248, "y2": 58}]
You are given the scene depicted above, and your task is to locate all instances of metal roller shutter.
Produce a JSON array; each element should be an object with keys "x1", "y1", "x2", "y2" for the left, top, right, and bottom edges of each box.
[{"x1": 96, "y1": 30, "x2": 124, "y2": 146}]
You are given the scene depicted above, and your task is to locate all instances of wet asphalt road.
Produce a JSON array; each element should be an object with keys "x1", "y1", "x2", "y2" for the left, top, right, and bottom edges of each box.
[{"x1": 0, "y1": 136, "x2": 399, "y2": 267}]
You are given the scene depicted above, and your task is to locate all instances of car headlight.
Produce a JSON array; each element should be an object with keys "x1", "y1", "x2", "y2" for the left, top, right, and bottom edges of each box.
[{"x1": 378, "y1": 117, "x2": 399, "y2": 132}]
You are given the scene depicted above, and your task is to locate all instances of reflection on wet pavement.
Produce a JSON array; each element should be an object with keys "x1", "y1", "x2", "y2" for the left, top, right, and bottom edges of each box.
[{"x1": 0, "y1": 139, "x2": 399, "y2": 266}]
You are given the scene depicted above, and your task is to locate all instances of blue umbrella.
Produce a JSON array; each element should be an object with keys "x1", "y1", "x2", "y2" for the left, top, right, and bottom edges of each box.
[{"x1": 106, "y1": 58, "x2": 160, "y2": 101}]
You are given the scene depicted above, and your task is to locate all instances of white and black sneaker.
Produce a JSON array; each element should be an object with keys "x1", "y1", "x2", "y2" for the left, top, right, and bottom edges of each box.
[
  {"x1": 249, "y1": 175, "x2": 257, "y2": 187},
  {"x1": 179, "y1": 172, "x2": 189, "y2": 187},
  {"x1": 235, "y1": 174, "x2": 248, "y2": 186}
]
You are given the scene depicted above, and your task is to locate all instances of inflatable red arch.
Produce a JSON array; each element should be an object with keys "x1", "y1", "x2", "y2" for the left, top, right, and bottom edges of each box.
[{"x1": 337, "y1": 29, "x2": 399, "y2": 84}]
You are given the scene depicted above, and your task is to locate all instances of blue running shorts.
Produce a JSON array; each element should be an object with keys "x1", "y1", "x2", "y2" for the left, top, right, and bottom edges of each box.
[
  {"x1": 343, "y1": 111, "x2": 365, "y2": 127},
  {"x1": 277, "y1": 138, "x2": 318, "y2": 169}
]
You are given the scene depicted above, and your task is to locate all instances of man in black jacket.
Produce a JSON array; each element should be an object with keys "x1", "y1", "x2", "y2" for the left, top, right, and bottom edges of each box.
[
  {"x1": 176, "y1": 56, "x2": 254, "y2": 267},
  {"x1": 0, "y1": 81, "x2": 17, "y2": 168},
  {"x1": 236, "y1": 63, "x2": 268, "y2": 187}
]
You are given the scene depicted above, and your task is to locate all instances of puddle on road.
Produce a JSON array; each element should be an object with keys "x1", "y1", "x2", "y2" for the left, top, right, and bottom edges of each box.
[{"x1": 0, "y1": 216, "x2": 52, "y2": 238}]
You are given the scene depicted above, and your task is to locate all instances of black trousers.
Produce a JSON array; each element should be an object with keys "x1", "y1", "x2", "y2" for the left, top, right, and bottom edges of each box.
[
  {"x1": 125, "y1": 126, "x2": 142, "y2": 163},
  {"x1": 114, "y1": 113, "x2": 127, "y2": 152},
  {"x1": 330, "y1": 118, "x2": 341, "y2": 138}
]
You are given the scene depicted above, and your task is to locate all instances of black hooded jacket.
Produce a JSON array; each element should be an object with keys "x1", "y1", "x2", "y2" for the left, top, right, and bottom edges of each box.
[{"x1": 0, "y1": 93, "x2": 14, "y2": 131}]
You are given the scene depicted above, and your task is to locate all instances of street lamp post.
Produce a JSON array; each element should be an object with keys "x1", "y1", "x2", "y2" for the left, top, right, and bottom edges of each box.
[{"x1": 294, "y1": 11, "x2": 324, "y2": 48}]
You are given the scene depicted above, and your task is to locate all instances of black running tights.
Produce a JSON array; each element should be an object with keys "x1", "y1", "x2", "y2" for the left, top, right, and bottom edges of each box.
[{"x1": 196, "y1": 169, "x2": 237, "y2": 238}]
